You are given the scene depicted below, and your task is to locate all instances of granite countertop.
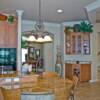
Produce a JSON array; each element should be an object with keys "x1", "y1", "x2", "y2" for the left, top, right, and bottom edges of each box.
[{"x1": 65, "y1": 60, "x2": 91, "y2": 64}]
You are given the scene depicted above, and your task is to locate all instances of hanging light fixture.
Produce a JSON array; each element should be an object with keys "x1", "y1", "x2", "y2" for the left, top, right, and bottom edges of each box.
[{"x1": 23, "y1": 0, "x2": 53, "y2": 43}]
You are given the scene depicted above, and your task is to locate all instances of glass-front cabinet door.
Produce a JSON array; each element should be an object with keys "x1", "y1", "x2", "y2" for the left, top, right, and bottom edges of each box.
[{"x1": 65, "y1": 32, "x2": 90, "y2": 55}]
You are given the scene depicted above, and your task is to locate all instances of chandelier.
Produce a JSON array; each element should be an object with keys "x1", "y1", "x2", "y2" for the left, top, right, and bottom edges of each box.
[{"x1": 23, "y1": 0, "x2": 53, "y2": 43}]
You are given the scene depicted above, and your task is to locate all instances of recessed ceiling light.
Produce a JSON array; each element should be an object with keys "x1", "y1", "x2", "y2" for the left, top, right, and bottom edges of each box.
[{"x1": 57, "y1": 9, "x2": 63, "y2": 13}]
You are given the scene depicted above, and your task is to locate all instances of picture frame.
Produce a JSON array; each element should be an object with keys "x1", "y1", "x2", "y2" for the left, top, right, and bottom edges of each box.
[
  {"x1": 29, "y1": 47, "x2": 34, "y2": 53},
  {"x1": 28, "y1": 47, "x2": 35, "y2": 58},
  {"x1": 35, "y1": 49, "x2": 40, "y2": 58}
]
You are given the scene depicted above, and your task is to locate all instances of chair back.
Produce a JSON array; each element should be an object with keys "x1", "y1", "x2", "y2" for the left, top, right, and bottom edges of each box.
[
  {"x1": 0, "y1": 87, "x2": 4, "y2": 100},
  {"x1": 72, "y1": 75, "x2": 78, "y2": 89},
  {"x1": 1, "y1": 87, "x2": 20, "y2": 100}
]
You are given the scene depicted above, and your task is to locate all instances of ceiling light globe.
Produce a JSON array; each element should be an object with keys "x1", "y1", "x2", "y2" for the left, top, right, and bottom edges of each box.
[{"x1": 57, "y1": 9, "x2": 63, "y2": 13}]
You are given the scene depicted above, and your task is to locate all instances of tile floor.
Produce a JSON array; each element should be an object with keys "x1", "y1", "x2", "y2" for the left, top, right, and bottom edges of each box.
[
  {"x1": 75, "y1": 68, "x2": 100, "y2": 100},
  {"x1": 75, "y1": 82, "x2": 100, "y2": 100}
]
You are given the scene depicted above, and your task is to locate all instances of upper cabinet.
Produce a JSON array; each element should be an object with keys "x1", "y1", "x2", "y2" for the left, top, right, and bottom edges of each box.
[
  {"x1": 0, "y1": 14, "x2": 17, "y2": 48},
  {"x1": 6, "y1": 21, "x2": 17, "y2": 48},
  {"x1": 64, "y1": 21, "x2": 93, "y2": 55},
  {"x1": 0, "y1": 21, "x2": 6, "y2": 47},
  {"x1": 65, "y1": 32, "x2": 90, "y2": 55}
]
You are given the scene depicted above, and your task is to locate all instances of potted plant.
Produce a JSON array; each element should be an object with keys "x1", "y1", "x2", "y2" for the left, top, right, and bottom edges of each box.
[{"x1": 79, "y1": 21, "x2": 93, "y2": 33}]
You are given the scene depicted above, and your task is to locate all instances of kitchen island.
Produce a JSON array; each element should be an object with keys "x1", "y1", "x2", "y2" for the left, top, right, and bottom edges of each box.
[{"x1": 0, "y1": 74, "x2": 73, "y2": 100}]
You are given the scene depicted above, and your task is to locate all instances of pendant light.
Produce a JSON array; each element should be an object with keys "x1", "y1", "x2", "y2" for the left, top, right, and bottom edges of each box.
[{"x1": 23, "y1": 0, "x2": 53, "y2": 43}]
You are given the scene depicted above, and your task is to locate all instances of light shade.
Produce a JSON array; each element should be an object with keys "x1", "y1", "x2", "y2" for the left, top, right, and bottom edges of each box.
[
  {"x1": 36, "y1": 37, "x2": 44, "y2": 42},
  {"x1": 27, "y1": 35, "x2": 36, "y2": 42},
  {"x1": 44, "y1": 35, "x2": 52, "y2": 42},
  {"x1": 22, "y1": 36, "x2": 28, "y2": 41},
  {"x1": 25, "y1": 34, "x2": 53, "y2": 43}
]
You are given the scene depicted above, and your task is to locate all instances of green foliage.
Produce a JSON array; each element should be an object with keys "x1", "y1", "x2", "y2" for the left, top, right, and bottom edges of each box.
[
  {"x1": 8, "y1": 15, "x2": 14, "y2": 23},
  {"x1": 21, "y1": 38, "x2": 27, "y2": 48},
  {"x1": 80, "y1": 21, "x2": 93, "y2": 33}
]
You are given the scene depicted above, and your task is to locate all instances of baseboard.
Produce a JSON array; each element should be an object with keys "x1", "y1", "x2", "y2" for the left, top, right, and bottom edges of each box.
[{"x1": 89, "y1": 79, "x2": 98, "y2": 83}]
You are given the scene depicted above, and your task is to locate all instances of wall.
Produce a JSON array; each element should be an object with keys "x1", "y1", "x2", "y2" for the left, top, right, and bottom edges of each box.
[
  {"x1": 21, "y1": 20, "x2": 100, "y2": 82},
  {"x1": 21, "y1": 20, "x2": 61, "y2": 71},
  {"x1": 95, "y1": 23, "x2": 100, "y2": 69}
]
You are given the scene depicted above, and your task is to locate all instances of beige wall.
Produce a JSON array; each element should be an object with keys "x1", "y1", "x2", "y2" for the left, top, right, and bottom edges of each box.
[
  {"x1": 95, "y1": 23, "x2": 100, "y2": 68},
  {"x1": 22, "y1": 20, "x2": 61, "y2": 72}
]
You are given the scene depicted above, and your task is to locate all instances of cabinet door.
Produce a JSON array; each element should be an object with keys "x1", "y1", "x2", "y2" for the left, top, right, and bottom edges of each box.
[
  {"x1": 0, "y1": 21, "x2": 6, "y2": 47},
  {"x1": 65, "y1": 33, "x2": 71, "y2": 54},
  {"x1": 71, "y1": 34, "x2": 76, "y2": 54},
  {"x1": 76, "y1": 33, "x2": 82, "y2": 54},
  {"x1": 83, "y1": 33, "x2": 90, "y2": 54},
  {"x1": 71, "y1": 33, "x2": 82, "y2": 54},
  {"x1": 80, "y1": 64, "x2": 91, "y2": 82},
  {"x1": 7, "y1": 22, "x2": 17, "y2": 48},
  {"x1": 65, "y1": 63, "x2": 73, "y2": 79}
]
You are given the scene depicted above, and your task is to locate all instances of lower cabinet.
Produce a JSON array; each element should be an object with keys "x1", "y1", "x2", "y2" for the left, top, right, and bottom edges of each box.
[{"x1": 65, "y1": 63, "x2": 91, "y2": 82}]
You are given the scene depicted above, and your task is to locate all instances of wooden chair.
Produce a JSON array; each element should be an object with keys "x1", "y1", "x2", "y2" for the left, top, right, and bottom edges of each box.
[
  {"x1": 20, "y1": 74, "x2": 39, "y2": 83},
  {"x1": 42, "y1": 71, "x2": 59, "y2": 79},
  {"x1": 70, "y1": 75, "x2": 79, "y2": 100},
  {"x1": 0, "y1": 87, "x2": 4, "y2": 100},
  {"x1": 54, "y1": 79, "x2": 72, "y2": 100},
  {"x1": 1, "y1": 87, "x2": 20, "y2": 100}
]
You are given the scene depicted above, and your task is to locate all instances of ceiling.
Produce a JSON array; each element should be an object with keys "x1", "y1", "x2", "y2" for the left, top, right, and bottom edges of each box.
[{"x1": 0, "y1": 0, "x2": 96, "y2": 23}]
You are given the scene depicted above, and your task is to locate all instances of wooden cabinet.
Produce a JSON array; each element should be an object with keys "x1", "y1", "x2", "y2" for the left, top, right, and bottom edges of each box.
[
  {"x1": 7, "y1": 22, "x2": 17, "y2": 48},
  {"x1": 65, "y1": 63, "x2": 91, "y2": 82},
  {"x1": 0, "y1": 21, "x2": 6, "y2": 47},
  {"x1": 65, "y1": 63, "x2": 73, "y2": 79},
  {"x1": 0, "y1": 21, "x2": 17, "y2": 48},
  {"x1": 80, "y1": 64, "x2": 91, "y2": 81},
  {"x1": 65, "y1": 32, "x2": 90, "y2": 55},
  {"x1": 70, "y1": 32, "x2": 82, "y2": 54},
  {"x1": 0, "y1": 14, "x2": 17, "y2": 73}
]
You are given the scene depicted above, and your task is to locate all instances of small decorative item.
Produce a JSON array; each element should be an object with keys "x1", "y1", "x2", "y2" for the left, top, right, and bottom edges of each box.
[
  {"x1": 73, "y1": 24, "x2": 81, "y2": 32},
  {"x1": 8, "y1": 15, "x2": 14, "y2": 23},
  {"x1": 35, "y1": 49, "x2": 40, "y2": 58},
  {"x1": 0, "y1": 13, "x2": 7, "y2": 21},
  {"x1": 64, "y1": 26, "x2": 73, "y2": 33}
]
